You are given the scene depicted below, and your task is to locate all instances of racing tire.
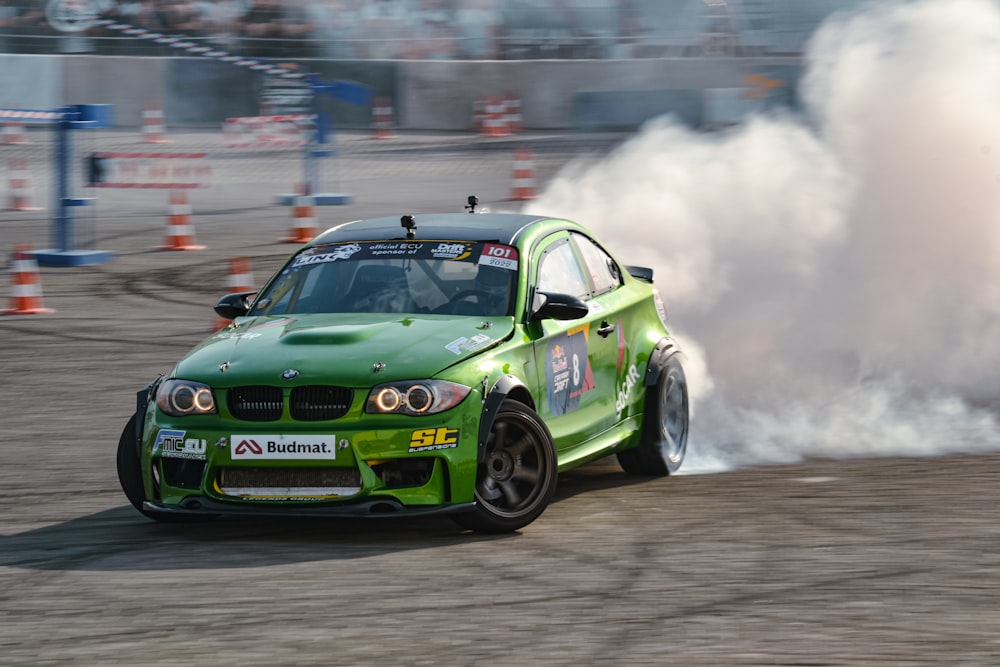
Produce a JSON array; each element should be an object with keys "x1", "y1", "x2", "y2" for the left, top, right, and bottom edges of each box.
[
  {"x1": 452, "y1": 400, "x2": 558, "y2": 533},
  {"x1": 617, "y1": 353, "x2": 689, "y2": 476},
  {"x1": 117, "y1": 414, "x2": 217, "y2": 523}
]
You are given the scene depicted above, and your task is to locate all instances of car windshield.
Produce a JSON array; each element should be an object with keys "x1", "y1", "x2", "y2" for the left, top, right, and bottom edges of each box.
[{"x1": 250, "y1": 240, "x2": 520, "y2": 317}]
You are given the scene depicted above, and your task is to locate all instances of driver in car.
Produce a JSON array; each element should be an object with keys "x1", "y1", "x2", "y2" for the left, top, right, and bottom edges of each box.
[{"x1": 475, "y1": 264, "x2": 514, "y2": 316}]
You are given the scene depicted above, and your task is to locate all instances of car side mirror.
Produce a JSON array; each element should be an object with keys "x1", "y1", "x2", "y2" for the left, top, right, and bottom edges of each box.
[
  {"x1": 214, "y1": 291, "x2": 257, "y2": 320},
  {"x1": 530, "y1": 291, "x2": 590, "y2": 321}
]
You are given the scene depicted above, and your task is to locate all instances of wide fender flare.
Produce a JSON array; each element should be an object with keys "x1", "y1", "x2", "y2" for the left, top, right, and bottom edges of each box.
[
  {"x1": 477, "y1": 374, "x2": 530, "y2": 463},
  {"x1": 133, "y1": 375, "x2": 164, "y2": 457},
  {"x1": 644, "y1": 337, "x2": 684, "y2": 388}
]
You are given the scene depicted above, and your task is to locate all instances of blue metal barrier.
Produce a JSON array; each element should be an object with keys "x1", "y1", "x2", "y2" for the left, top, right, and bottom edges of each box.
[{"x1": 1, "y1": 104, "x2": 115, "y2": 266}]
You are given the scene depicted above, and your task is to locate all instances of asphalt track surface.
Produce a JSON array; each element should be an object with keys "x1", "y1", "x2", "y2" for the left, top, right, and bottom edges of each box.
[{"x1": 2, "y1": 131, "x2": 999, "y2": 666}]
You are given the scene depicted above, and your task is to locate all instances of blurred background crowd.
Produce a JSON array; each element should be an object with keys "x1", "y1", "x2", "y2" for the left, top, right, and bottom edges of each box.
[{"x1": 1, "y1": 0, "x2": 861, "y2": 60}]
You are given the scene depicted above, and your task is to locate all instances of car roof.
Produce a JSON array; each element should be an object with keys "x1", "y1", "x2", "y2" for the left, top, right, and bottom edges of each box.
[{"x1": 309, "y1": 213, "x2": 567, "y2": 246}]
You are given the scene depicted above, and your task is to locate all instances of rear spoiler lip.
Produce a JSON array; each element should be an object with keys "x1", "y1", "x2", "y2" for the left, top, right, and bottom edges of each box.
[{"x1": 625, "y1": 265, "x2": 654, "y2": 283}]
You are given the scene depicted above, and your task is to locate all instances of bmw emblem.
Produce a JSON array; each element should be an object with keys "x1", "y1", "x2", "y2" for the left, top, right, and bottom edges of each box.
[{"x1": 281, "y1": 369, "x2": 300, "y2": 380}]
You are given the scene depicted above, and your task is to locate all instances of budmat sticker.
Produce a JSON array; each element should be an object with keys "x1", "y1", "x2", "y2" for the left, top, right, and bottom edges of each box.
[{"x1": 231, "y1": 434, "x2": 338, "y2": 460}]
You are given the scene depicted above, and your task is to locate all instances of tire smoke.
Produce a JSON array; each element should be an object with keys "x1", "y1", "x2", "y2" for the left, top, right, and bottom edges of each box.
[{"x1": 525, "y1": 0, "x2": 1000, "y2": 472}]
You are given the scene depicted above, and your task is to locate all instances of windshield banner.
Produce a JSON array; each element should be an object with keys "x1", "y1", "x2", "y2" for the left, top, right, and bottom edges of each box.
[{"x1": 294, "y1": 241, "x2": 519, "y2": 270}]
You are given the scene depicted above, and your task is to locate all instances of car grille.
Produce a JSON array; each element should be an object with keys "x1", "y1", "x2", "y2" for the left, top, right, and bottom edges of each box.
[
  {"x1": 370, "y1": 458, "x2": 435, "y2": 489},
  {"x1": 228, "y1": 386, "x2": 283, "y2": 421},
  {"x1": 226, "y1": 385, "x2": 354, "y2": 421},
  {"x1": 290, "y1": 386, "x2": 353, "y2": 421},
  {"x1": 217, "y1": 467, "x2": 362, "y2": 498},
  {"x1": 161, "y1": 458, "x2": 206, "y2": 489}
]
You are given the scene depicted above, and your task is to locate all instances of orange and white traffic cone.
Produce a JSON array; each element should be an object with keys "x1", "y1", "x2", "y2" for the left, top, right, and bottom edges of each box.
[
  {"x1": 473, "y1": 94, "x2": 487, "y2": 134},
  {"x1": 504, "y1": 92, "x2": 523, "y2": 133},
  {"x1": 480, "y1": 97, "x2": 496, "y2": 137},
  {"x1": 372, "y1": 96, "x2": 396, "y2": 139},
  {"x1": 4, "y1": 244, "x2": 53, "y2": 314},
  {"x1": 2, "y1": 104, "x2": 30, "y2": 145},
  {"x1": 510, "y1": 148, "x2": 536, "y2": 201},
  {"x1": 142, "y1": 101, "x2": 170, "y2": 144},
  {"x1": 215, "y1": 256, "x2": 255, "y2": 329},
  {"x1": 7, "y1": 157, "x2": 41, "y2": 211},
  {"x1": 2, "y1": 119, "x2": 28, "y2": 145},
  {"x1": 482, "y1": 96, "x2": 510, "y2": 138},
  {"x1": 281, "y1": 196, "x2": 318, "y2": 243},
  {"x1": 159, "y1": 190, "x2": 205, "y2": 250}
]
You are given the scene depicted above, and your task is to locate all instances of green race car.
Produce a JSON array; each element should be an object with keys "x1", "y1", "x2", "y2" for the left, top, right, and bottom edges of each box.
[{"x1": 117, "y1": 201, "x2": 689, "y2": 532}]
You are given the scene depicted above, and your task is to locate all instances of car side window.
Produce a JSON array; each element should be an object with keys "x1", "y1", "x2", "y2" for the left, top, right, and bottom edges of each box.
[
  {"x1": 537, "y1": 238, "x2": 589, "y2": 299},
  {"x1": 572, "y1": 233, "x2": 622, "y2": 297}
]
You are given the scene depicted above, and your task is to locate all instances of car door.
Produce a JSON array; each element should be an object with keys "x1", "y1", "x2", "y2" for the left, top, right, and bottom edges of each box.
[
  {"x1": 529, "y1": 233, "x2": 621, "y2": 452},
  {"x1": 567, "y1": 231, "x2": 648, "y2": 428}
]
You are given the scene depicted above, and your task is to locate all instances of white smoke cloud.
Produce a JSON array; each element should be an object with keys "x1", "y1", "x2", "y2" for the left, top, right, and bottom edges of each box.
[{"x1": 525, "y1": 0, "x2": 1000, "y2": 472}]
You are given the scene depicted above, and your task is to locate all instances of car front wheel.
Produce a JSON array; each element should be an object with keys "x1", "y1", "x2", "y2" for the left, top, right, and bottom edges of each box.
[
  {"x1": 452, "y1": 399, "x2": 557, "y2": 533},
  {"x1": 617, "y1": 353, "x2": 689, "y2": 476},
  {"x1": 116, "y1": 414, "x2": 216, "y2": 523}
]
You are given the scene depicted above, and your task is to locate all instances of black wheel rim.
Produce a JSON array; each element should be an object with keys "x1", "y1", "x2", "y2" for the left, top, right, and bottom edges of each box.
[
  {"x1": 476, "y1": 413, "x2": 549, "y2": 518},
  {"x1": 660, "y1": 369, "x2": 688, "y2": 465}
]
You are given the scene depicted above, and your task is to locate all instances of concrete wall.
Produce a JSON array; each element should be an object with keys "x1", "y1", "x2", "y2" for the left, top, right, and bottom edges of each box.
[
  {"x1": 400, "y1": 58, "x2": 801, "y2": 129},
  {"x1": 0, "y1": 54, "x2": 801, "y2": 130},
  {"x1": 0, "y1": 55, "x2": 61, "y2": 111},
  {"x1": 61, "y1": 56, "x2": 168, "y2": 128}
]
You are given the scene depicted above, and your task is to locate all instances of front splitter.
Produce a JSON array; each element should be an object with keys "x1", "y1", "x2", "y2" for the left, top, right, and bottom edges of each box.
[{"x1": 144, "y1": 497, "x2": 476, "y2": 518}]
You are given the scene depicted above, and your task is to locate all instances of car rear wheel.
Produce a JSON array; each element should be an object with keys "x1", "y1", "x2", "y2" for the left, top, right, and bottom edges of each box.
[
  {"x1": 117, "y1": 414, "x2": 217, "y2": 523},
  {"x1": 452, "y1": 400, "x2": 557, "y2": 533},
  {"x1": 617, "y1": 353, "x2": 689, "y2": 476}
]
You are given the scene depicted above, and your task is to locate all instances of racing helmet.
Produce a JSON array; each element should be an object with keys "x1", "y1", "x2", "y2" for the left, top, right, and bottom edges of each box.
[{"x1": 476, "y1": 264, "x2": 512, "y2": 313}]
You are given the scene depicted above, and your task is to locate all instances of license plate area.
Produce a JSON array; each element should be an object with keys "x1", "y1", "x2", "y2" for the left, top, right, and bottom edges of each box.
[{"x1": 217, "y1": 467, "x2": 362, "y2": 499}]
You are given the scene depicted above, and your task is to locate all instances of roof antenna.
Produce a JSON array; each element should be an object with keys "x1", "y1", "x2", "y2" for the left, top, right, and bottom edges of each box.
[
  {"x1": 401, "y1": 215, "x2": 417, "y2": 239},
  {"x1": 465, "y1": 195, "x2": 479, "y2": 214}
]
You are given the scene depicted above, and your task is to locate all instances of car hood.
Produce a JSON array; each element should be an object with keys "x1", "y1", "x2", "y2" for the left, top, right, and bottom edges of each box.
[{"x1": 172, "y1": 314, "x2": 514, "y2": 386}]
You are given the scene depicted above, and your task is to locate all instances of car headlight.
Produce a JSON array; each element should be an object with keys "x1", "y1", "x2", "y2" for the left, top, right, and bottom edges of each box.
[
  {"x1": 156, "y1": 379, "x2": 217, "y2": 416},
  {"x1": 366, "y1": 380, "x2": 470, "y2": 416}
]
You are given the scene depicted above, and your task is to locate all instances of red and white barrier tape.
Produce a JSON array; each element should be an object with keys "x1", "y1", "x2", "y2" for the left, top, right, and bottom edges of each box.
[
  {"x1": 92, "y1": 20, "x2": 305, "y2": 79},
  {"x1": 91, "y1": 152, "x2": 212, "y2": 189},
  {"x1": 223, "y1": 115, "x2": 314, "y2": 148}
]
